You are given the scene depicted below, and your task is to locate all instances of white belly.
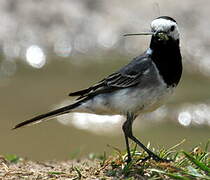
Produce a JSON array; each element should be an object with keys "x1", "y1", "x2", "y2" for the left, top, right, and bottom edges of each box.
[
  {"x1": 110, "y1": 84, "x2": 174, "y2": 115},
  {"x1": 74, "y1": 84, "x2": 174, "y2": 116}
]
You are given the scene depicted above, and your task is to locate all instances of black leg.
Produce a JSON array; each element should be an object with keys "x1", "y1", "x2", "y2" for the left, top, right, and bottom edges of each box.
[
  {"x1": 122, "y1": 117, "x2": 132, "y2": 163},
  {"x1": 128, "y1": 133, "x2": 163, "y2": 161},
  {"x1": 124, "y1": 132, "x2": 132, "y2": 163},
  {"x1": 122, "y1": 113, "x2": 166, "y2": 162}
]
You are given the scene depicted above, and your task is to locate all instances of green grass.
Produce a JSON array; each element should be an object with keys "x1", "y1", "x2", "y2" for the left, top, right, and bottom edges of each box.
[
  {"x1": 101, "y1": 139, "x2": 210, "y2": 179},
  {"x1": 1, "y1": 140, "x2": 209, "y2": 179},
  {"x1": 4, "y1": 154, "x2": 20, "y2": 163}
]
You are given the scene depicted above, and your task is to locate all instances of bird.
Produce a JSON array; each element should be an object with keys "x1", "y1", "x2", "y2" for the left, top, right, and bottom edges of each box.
[{"x1": 13, "y1": 16, "x2": 182, "y2": 163}]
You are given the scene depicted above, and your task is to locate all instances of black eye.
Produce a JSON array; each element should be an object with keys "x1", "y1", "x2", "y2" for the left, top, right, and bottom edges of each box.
[{"x1": 170, "y1": 25, "x2": 175, "y2": 31}]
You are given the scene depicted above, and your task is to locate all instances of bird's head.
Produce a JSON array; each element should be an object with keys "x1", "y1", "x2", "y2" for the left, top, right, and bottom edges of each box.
[
  {"x1": 151, "y1": 16, "x2": 179, "y2": 42},
  {"x1": 124, "y1": 16, "x2": 179, "y2": 43}
]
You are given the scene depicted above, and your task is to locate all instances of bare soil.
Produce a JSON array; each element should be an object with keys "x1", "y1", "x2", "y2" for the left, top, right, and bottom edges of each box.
[{"x1": 0, "y1": 157, "x2": 113, "y2": 180}]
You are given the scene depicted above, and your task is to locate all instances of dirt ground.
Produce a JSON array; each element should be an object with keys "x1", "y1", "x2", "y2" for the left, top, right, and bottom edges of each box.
[
  {"x1": 0, "y1": 157, "x2": 111, "y2": 180},
  {"x1": 0, "y1": 154, "x2": 151, "y2": 180}
]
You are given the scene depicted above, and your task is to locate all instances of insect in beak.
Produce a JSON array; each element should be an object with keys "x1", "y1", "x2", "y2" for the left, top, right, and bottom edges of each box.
[{"x1": 155, "y1": 31, "x2": 169, "y2": 41}]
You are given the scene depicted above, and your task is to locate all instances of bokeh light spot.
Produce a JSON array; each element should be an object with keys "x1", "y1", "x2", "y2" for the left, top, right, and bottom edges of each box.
[
  {"x1": 26, "y1": 45, "x2": 46, "y2": 68},
  {"x1": 178, "y1": 111, "x2": 191, "y2": 126}
]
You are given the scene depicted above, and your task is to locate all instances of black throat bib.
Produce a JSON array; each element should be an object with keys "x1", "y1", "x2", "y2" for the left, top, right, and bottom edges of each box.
[{"x1": 150, "y1": 36, "x2": 182, "y2": 87}]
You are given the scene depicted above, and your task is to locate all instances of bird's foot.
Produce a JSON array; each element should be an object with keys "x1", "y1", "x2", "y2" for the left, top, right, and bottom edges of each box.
[{"x1": 140, "y1": 154, "x2": 171, "y2": 163}]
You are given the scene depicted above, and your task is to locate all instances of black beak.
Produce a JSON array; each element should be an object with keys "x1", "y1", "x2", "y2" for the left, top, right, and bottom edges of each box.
[{"x1": 124, "y1": 32, "x2": 154, "y2": 37}]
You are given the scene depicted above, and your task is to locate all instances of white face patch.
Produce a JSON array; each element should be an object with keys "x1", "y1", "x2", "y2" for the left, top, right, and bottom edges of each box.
[{"x1": 151, "y1": 18, "x2": 179, "y2": 40}]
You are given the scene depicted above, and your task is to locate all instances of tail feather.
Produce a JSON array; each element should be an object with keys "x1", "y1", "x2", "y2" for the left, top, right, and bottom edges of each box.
[
  {"x1": 69, "y1": 88, "x2": 91, "y2": 96},
  {"x1": 13, "y1": 101, "x2": 81, "y2": 130}
]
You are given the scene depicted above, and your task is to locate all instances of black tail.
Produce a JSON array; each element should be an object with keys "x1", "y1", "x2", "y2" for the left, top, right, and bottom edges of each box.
[{"x1": 13, "y1": 101, "x2": 81, "y2": 130}]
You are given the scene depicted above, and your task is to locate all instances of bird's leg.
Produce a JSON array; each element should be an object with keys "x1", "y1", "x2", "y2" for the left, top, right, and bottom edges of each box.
[
  {"x1": 123, "y1": 113, "x2": 168, "y2": 162},
  {"x1": 122, "y1": 116, "x2": 133, "y2": 163},
  {"x1": 128, "y1": 134, "x2": 166, "y2": 162}
]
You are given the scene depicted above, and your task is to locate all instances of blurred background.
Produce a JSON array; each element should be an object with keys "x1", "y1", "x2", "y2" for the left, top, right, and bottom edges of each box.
[{"x1": 1, "y1": 0, "x2": 210, "y2": 160}]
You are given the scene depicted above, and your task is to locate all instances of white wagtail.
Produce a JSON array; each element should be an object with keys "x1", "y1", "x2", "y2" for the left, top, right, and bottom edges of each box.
[{"x1": 14, "y1": 16, "x2": 182, "y2": 163}]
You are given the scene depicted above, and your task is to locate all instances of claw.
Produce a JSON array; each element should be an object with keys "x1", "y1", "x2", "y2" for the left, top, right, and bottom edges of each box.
[
  {"x1": 139, "y1": 155, "x2": 151, "y2": 162},
  {"x1": 139, "y1": 154, "x2": 172, "y2": 163}
]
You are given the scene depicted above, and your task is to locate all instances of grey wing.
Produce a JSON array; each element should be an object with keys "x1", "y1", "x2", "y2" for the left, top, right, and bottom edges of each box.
[{"x1": 69, "y1": 55, "x2": 152, "y2": 100}]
